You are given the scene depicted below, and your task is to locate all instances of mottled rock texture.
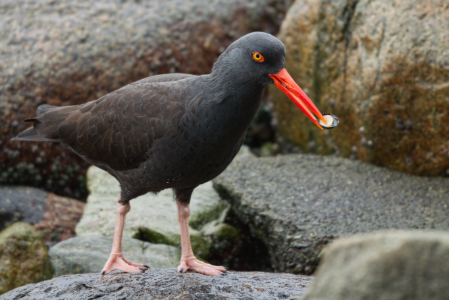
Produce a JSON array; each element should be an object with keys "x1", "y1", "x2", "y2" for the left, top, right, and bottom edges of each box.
[
  {"x1": 213, "y1": 154, "x2": 449, "y2": 274},
  {"x1": 303, "y1": 230, "x2": 449, "y2": 300},
  {"x1": 0, "y1": 269, "x2": 311, "y2": 300},
  {"x1": 0, "y1": 223, "x2": 53, "y2": 295},
  {"x1": 270, "y1": 0, "x2": 449, "y2": 176},
  {"x1": 49, "y1": 236, "x2": 180, "y2": 277},
  {"x1": 0, "y1": 186, "x2": 84, "y2": 242},
  {"x1": 1, "y1": 0, "x2": 292, "y2": 199}
]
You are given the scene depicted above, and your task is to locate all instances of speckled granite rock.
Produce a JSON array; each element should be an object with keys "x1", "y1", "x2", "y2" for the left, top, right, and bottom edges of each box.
[
  {"x1": 49, "y1": 236, "x2": 180, "y2": 277},
  {"x1": 270, "y1": 0, "x2": 449, "y2": 176},
  {"x1": 0, "y1": 223, "x2": 53, "y2": 295},
  {"x1": 303, "y1": 230, "x2": 449, "y2": 300},
  {"x1": 1, "y1": 0, "x2": 292, "y2": 198},
  {"x1": 213, "y1": 154, "x2": 449, "y2": 274},
  {"x1": 0, "y1": 269, "x2": 310, "y2": 300},
  {"x1": 0, "y1": 186, "x2": 84, "y2": 242},
  {"x1": 76, "y1": 166, "x2": 229, "y2": 259}
]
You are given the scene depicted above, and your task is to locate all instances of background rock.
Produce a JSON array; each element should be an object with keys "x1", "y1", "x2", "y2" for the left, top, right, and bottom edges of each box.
[
  {"x1": 1, "y1": 0, "x2": 293, "y2": 199},
  {"x1": 76, "y1": 166, "x2": 231, "y2": 260},
  {"x1": 0, "y1": 186, "x2": 84, "y2": 243},
  {"x1": 213, "y1": 154, "x2": 449, "y2": 274},
  {"x1": 270, "y1": 0, "x2": 449, "y2": 176},
  {"x1": 303, "y1": 230, "x2": 449, "y2": 300},
  {"x1": 0, "y1": 269, "x2": 310, "y2": 300},
  {"x1": 49, "y1": 236, "x2": 180, "y2": 277},
  {"x1": 0, "y1": 223, "x2": 53, "y2": 295}
]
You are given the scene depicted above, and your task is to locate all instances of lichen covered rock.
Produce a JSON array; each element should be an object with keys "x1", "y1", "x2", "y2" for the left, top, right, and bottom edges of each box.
[
  {"x1": 0, "y1": 223, "x2": 53, "y2": 295},
  {"x1": 270, "y1": 0, "x2": 449, "y2": 176},
  {"x1": 76, "y1": 166, "x2": 229, "y2": 259}
]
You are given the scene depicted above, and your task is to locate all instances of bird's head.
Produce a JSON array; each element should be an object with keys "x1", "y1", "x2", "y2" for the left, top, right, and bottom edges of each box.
[{"x1": 213, "y1": 32, "x2": 327, "y2": 129}]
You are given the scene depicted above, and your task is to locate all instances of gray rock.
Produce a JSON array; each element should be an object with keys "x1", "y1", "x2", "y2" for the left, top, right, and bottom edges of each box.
[
  {"x1": 0, "y1": 269, "x2": 310, "y2": 300},
  {"x1": 0, "y1": 186, "x2": 84, "y2": 242},
  {"x1": 76, "y1": 166, "x2": 228, "y2": 258},
  {"x1": 213, "y1": 154, "x2": 449, "y2": 274},
  {"x1": 49, "y1": 236, "x2": 180, "y2": 277},
  {"x1": 0, "y1": 223, "x2": 53, "y2": 295},
  {"x1": 302, "y1": 230, "x2": 449, "y2": 300},
  {"x1": 270, "y1": 0, "x2": 449, "y2": 177},
  {"x1": 1, "y1": 0, "x2": 292, "y2": 199}
]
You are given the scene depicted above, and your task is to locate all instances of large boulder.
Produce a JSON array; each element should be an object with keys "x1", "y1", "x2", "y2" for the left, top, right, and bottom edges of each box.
[
  {"x1": 213, "y1": 154, "x2": 449, "y2": 274},
  {"x1": 270, "y1": 0, "x2": 449, "y2": 176},
  {"x1": 0, "y1": 269, "x2": 311, "y2": 300},
  {"x1": 0, "y1": 223, "x2": 53, "y2": 295},
  {"x1": 302, "y1": 231, "x2": 449, "y2": 300},
  {"x1": 49, "y1": 236, "x2": 180, "y2": 277},
  {"x1": 1, "y1": 0, "x2": 292, "y2": 198},
  {"x1": 76, "y1": 166, "x2": 231, "y2": 259},
  {"x1": 0, "y1": 186, "x2": 84, "y2": 242}
]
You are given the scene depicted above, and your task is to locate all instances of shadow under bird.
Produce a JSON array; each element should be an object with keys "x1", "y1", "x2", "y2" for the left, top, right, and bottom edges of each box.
[{"x1": 12, "y1": 32, "x2": 331, "y2": 276}]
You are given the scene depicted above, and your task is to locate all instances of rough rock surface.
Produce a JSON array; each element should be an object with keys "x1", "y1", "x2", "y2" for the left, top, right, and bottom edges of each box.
[
  {"x1": 0, "y1": 223, "x2": 53, "y2": 295},
  {"x1": 1, "y1": 0, "x2": 292, "y2": 198},
  {"x1": 0, "y1": 269, "x2": 310, "y2": 300},
  {"x1": 303, "y1": 230, "x2": 449, "y2": 300},
  {"x1": 213, "y1": 154, "x2": 449, "y2": 274},
  {"x1": 270, "y1": 0, "x2": 449, "y2": 176},
  {"x1": 0, "y1": 186, "x2": 84, "y2": 242},
  {"x1": 49, "y1": 236, "x2": 180, "y2": 277},
  {"x1": 76, "y1": 166, "x2": 230, "y2": 259}
]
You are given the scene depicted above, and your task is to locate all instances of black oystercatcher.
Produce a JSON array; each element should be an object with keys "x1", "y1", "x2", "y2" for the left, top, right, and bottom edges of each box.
[{"x1": 12, "y1": 32, "x2": 328, "y2": 276}]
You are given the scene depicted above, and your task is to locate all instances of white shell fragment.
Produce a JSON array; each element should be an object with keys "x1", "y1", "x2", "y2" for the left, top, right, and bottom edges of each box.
[{"x1": 318, "y1": 113, "x2": 339, "y2": 129}]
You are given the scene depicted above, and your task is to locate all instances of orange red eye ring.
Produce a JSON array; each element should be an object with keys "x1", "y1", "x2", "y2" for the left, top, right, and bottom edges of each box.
[{"x1": 252, "y1": 52, "x2": 264, "y2": 62}]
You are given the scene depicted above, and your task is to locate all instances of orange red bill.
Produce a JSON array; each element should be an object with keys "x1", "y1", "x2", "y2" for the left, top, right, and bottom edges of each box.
[{"x1": 269, "y1": 68, "x2": 326, "y2": 130}]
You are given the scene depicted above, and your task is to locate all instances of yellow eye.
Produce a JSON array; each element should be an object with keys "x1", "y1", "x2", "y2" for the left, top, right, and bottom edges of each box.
[{"x1": 252, "y1": 52, "x2": 264, "y2": 62}]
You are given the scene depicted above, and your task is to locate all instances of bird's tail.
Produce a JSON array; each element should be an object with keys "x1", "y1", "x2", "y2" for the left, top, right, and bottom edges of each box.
[{"x1": 11, "y1": 104, "x2": 76, "y2": 142}]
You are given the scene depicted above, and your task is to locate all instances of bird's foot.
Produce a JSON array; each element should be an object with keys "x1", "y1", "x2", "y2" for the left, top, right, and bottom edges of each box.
[
  {"x1": 101, "y1": 253, "x2": 149, "y2": 275},
  {"x1": 177, "y1": 255, "x2": 227, "y2": 276}
]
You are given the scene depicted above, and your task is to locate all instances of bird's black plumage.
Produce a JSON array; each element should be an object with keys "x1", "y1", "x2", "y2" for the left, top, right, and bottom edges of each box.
[{"x1": 13, "y1": 32, "x2": 286, "y2": 203}]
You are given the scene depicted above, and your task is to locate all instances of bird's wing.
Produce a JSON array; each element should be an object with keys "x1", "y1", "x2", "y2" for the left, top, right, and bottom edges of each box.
[{"x1": 56, "y1": 74, "x2": 196, "y2": 171}]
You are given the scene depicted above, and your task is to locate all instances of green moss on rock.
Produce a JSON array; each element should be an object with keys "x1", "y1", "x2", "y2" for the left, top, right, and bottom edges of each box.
[{"x1": 0, "y1": 222, "x2": 53, "y2": 295}]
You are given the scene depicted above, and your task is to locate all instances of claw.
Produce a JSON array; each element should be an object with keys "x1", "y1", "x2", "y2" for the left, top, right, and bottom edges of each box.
[
  {"x1": 143, "y1": 265, "x2": 150, "y2": 269},
  {"x1": 220, "y1": 272, "x2": 227, "y2": 276},
  {"x1": 138, "y1": 268, "x2": 146, "y2": 272},
  {"x1": 224, "y1": 267, "x2": 228, "y2": 270},
  {"x1": 179, "y1": 268, "x2": 184, "y2": 273},
  {"x1": 101, "y1": 271, "x2": 106, "y2": 275}
]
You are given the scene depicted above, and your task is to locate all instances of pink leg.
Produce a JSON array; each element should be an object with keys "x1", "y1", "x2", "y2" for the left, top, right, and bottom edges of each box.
[
  {"x1": 101, "y1": 200, "x2": 149, "y2": 275},
  {"x1": 176, "y1": 202, "x2": 227, "y2": 276}
]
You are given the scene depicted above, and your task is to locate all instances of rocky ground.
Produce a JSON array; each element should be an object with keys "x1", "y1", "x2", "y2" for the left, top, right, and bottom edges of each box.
[
  {"x1": 0, "y1": 269, "x2": 311, "y2": 300},
  {"x1": 213, "y1": 154, "x2": 449, "y2": 274},
  {"x1": 0, "y1": 186, "x2": 84, "y2": 243}
]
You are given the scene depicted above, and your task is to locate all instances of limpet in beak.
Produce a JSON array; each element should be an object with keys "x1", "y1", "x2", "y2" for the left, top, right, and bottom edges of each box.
[{"x1": 318, "y1": 113, "x2": 339, "y2": 129}]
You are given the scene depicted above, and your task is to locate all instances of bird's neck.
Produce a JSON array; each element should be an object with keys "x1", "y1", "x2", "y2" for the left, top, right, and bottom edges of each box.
[{"x1": 196, "y1": 73, "x2": 266, "y2": 135}]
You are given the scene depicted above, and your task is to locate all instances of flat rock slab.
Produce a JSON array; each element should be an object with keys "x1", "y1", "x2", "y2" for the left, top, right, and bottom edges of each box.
[
  {"x1": 213, "y1": 154, "x2": 449, "y2": 274},
  {"x1": 0, "y1": 269, "x2": 311, "y2": 300},
  {"x1": 49, "y1": 236, "x2": 180, "y2": 277},
  {"x1": 76, "y1": 166, "x2": 227, "y2": 257}
]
